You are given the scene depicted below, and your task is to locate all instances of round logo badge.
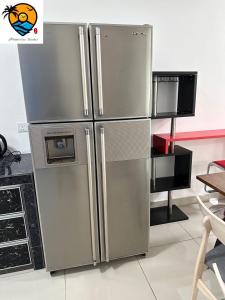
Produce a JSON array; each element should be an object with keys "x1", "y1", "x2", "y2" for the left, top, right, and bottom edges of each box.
[{"x1": 2, "y1": 3, "x2": 38, "y2": 36}]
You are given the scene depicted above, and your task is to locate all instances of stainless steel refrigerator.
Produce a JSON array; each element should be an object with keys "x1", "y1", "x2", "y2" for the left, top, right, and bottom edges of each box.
[{"x1": 18, "y1": 23, "x2": 152, "y2": 272}]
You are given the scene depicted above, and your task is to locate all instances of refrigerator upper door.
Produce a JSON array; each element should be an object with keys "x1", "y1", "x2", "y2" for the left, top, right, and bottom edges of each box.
[
  {"x1": 18, "y1": 23, "x2": 92, "y2": 123},
  {"x1": 30, "y1": 123, "x2": 99, "y2": 271},
  {"x1": 90, "y1": 24, "x2": 152, "y2": 120},
  {"x1": 95, "y1": 120, "x2": 151, "y2": 262}
]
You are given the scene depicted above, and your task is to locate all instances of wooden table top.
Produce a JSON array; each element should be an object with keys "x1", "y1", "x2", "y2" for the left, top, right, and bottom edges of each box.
[{"x1": 197, "y1": 172, "x2": 225, "y2": 196}]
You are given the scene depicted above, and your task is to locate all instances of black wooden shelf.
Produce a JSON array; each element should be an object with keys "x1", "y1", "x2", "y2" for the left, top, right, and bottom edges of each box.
[
  {"x1": 151, "y1": 145, "x2": 191, "y2": 158},
  {"x1": 151, "y1": 177, "x2": 190, "y2": 193},
  {"x1": 152, "y1": 71, "x2": 197, "y2": 76},
  {"x1": 150, "y1": 205, "x2": 189, "y2": 226},
  {"x1": 151, "y1": 71, "x2": 197, "y2": 119},
  {"x1": 151, "y1": 145, "x2": 192, "y2": 193},
  {"x1": 151, "y1": 112, "x2": 195, "y2": 119},
  {"x1": 151, "y1": 148, "x2": 174, "y2": 158}
]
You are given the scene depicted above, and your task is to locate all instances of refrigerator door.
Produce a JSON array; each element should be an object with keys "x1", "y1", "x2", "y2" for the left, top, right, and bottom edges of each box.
[
  {"x1": 89, "y1": 24, "x2": 152, "y2": 120},
  {"x1": 95, "y1": 120, "x2": 151, "y2": 262},
  {"x1": 18, "y1": 23, "x2": 92, "y2": 123},
  {"x1": 30, "y1": 123, "x2": 99, "y2": 271}
]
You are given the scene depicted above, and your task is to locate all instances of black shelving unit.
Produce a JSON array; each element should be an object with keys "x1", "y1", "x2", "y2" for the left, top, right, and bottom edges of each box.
[
  {"x1": 152, "y1": 71, "x2": 197, "y2": 119},
  {"x1": 150, "y1": 145, "x2": 193, "y2": 226},
  {"x1": 151, "y1": 146, "x2": 192, "y2": 193},
  {"x1": 151, "y1": 112, "x2": 194, "y2": 119},
  {"x1": 150, "y1": 71, "x2": 197, "y2": 226}
]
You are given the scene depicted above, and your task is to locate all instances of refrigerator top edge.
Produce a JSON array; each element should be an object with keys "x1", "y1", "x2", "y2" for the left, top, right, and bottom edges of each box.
[
  {"x1": 43, "y1": 22, "x2": 153, "y2": 28},
  {"x1": 43, "y1": 22, "x2": 88, "y2": 26},
  {"x1": 89, "y1": 23, "x2": 153, "y2": 28}
]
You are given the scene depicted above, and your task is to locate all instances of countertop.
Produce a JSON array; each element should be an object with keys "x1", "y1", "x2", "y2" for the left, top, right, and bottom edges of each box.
[{"x1": 0, "y1": 153, "x2": 33, "y2": 179}]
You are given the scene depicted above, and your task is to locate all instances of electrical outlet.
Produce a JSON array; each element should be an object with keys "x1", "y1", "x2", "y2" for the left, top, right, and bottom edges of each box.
[{"x1": 18, "y1": 123, "x2": 29, "y2": 133}]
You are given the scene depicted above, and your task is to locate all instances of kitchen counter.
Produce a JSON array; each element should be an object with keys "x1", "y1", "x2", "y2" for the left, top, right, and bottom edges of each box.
[{"x1": 0, "y1": 153, "x2": 33, "y2": 179}]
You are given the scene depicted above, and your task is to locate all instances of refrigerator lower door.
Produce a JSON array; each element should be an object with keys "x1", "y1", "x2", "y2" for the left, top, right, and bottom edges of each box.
[
  {"x1": 89, "y1": 24, "x2": 152, "y2": 120},
  {"x1": 18, "y1": 23, "x2": 92, "y2": 123},
  {"x1": 95, "y1": 120, "x2": 151, "y2": 262},
  {"x1": 30, "y1": 123, "x2": 99, "y2": 271}
]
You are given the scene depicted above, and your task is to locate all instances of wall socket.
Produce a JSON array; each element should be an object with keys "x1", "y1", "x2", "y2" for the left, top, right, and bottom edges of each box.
[{"x1": 18, "y1": 123, "x2": 29, "y2": 133}]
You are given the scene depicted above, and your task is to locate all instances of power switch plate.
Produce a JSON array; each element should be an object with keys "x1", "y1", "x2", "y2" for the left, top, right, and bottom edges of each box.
[{"x1": 18, "y1": 123, "x2": 29, "y2": 133}]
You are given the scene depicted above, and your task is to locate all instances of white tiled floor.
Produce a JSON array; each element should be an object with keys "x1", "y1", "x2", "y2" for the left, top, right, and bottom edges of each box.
[
  {"x1": 179, "y1": 204, "x2": 205, "y2": 239},
  {"x1": 149, "y1": 222, "x2": 191, "y2": 247},
  {"x1": 139, "y1": 239, "x2": 200, "y2": 300},
  {"x1": 65, "y1": 258, "x2": 156, "y2": 300},
  {"x1": 0, "y1": 204, "x2": 223, "y2": 300},
  {"x1": 0, "y1": 269, "x2": 65, "y2": 300}
]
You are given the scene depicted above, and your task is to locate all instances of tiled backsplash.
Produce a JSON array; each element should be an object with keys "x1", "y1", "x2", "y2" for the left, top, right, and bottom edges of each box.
[{"x1": 0, "y1": 154, "x2": 44, "y2": 274}]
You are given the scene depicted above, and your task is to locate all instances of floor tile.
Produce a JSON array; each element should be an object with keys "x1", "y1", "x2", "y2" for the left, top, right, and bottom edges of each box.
[
  {"x1": 150, "y1": 223, "x2": 192, "y2": 247},
  {"x1": 194, "y1": 234, "x2": 217, "y2": 252},
  {"x1": 0, "y1": 268, "x2": 34, "y2": 279},
  {"x1": 139, "y1": 239, "x2": 222, "y2": 300},
  {"x1": 1, "y1": 202, "x2": 224, "y2": 300},
  {"x1": 193, "y1": 236, "x2": 224, "y2": 299},
  {"x1": 65, "y1": 258, "x2": 156, "y2": 300},
  {"x1": 0, "y1": 269, "x2": 65, "y2": 300},
  {"x1": 201, "y1": 269, "x2": 224, "y2": 300},
  {"x1": 179, "y1": 204, "x2": 204, "y2": 238}
]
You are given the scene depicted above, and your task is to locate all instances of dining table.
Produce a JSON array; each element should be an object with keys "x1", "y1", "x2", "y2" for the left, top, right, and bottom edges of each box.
[
  {"x1": 197, "y1": 172, "x2": 225, "y2": 247},
  {"x1": 197, "y1": 172, "x2": 225, "y2": 197}
]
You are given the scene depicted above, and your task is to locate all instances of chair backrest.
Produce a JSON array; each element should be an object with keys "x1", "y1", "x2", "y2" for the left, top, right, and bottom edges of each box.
[{"x1": 197, "y1": 196, "x2": 225, "y2": 245}]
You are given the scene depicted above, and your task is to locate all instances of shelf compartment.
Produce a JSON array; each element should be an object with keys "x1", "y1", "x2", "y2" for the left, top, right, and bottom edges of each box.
[
  {"x1": 152, "y1": 176, "x2": 190, "y2": 193},
  {"x1": 0, "y1": 242, "x2": 31, "y2": 271},
  {"x1": 0, "y1": 186, "x2": 23, "y2": 216},
  {"x1": 151, "y1": 145, "x2": 192, "y2": 193},
  {"x1": 151, "y1": 112, "x2": 194, "y2": 119},
  {"x1": 152, "y1": 71, "x2": 197, "y2": 119},
  {"x1": 153, "y1": 129, "x2": 225, "y2": 154},
  {"x1": 151, "y1": 144, "x2": 192, "y2": 157},
  {"x1": 0, "y1": 216, "x2": 27, "y2": 244}
]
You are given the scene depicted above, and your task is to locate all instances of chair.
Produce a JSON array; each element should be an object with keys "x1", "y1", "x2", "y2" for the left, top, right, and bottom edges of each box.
[
  {"x1": 205, "y1": 160, "x2": 225, "y2": 193},
  {"x1": 204, "y1": 160, "x2": 225, "y2": 220},
  {"x1": 192, "y1": 196, "x2": 225, "y2": 299}
]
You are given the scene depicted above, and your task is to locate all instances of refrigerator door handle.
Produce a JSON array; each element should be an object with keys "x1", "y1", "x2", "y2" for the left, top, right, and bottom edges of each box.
[
  {"x1": 100, "y1": 127, "x2": 109, "y2": 262},
  {"x1": 79, "y1": 26, "x2": 89, "y2": 117},
  {"x1": 85, "y1": 128, "x2": 97, "y2": 266},
  {"x1": 96, "y1": 27, "x2": 104, "y2": 116}
]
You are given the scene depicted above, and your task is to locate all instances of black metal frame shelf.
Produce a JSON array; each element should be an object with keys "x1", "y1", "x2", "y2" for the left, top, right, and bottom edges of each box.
[{"x1": 150, "y1": 71, "x2": 197, "y2": 226}]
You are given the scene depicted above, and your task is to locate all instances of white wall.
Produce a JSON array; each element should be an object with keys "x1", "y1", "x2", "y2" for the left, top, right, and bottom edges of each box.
[
  {"x1": 1, "y1": 0, "x2": 225, "y2": 200},
  {"x1": 0, "y1": 45, "x2": 29, "y2": 152}
]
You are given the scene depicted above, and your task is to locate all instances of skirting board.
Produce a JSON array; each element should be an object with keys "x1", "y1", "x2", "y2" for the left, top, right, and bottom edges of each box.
[{"x1": 151, "y1": 192, "x2": 223, "y2": 209}]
